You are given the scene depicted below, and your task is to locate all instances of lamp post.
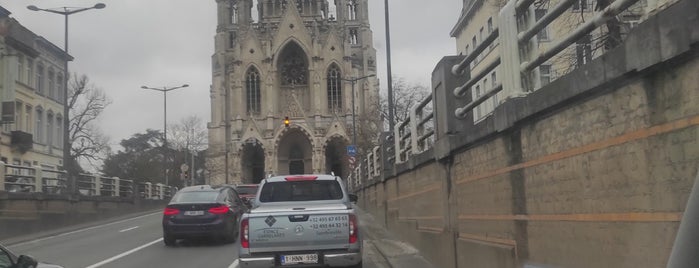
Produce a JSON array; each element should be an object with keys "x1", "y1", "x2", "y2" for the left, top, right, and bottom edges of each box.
[
  {"x1": 340, "y1": 74, "x2": 376, "y2": 147},
  {"x1": 27, "y1": 3, "x2": 106, "y2": 193},
  {"x1": 141, "y1": 84, "x2": 189, "y2": 186}
]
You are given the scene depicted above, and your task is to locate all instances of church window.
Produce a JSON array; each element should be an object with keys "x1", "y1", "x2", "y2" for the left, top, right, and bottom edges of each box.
[
  {"x1": 349, "y1": 28, "x2": 359, "y2": 45},
  {"x1": 279, "y1": 43, "x2": 308, "y2": 86},
  {"x1": 246, "y1": 67, "x2": 261, "y2": 114},
  {"x1": 327, "y1": 64, "x2": 342, "y2": 112}
]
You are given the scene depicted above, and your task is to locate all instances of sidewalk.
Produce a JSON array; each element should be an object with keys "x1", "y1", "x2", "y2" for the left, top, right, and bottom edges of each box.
[{"x1": 356, "y1": 207, "x2": 435, "y2": 268}]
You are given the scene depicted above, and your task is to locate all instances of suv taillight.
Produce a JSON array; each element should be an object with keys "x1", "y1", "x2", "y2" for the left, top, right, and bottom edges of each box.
[
  {"x1": 241, "y1": 218, "x2": 250, "y2": 248},
  {"x1": 349, "y1": 214, "x2": 358, "y2": 244},
  {"x1": 164, "y1": 207, "x2": 179, "y2": 216}
]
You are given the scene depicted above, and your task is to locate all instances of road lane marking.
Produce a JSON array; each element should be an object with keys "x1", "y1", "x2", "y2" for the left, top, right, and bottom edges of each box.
[
  {"x1": 228, "y1": 259, "x2": 239, "y2": 268},
  {"x1": 118, "y1": 226, "x2": 140, "y2": 233},
  {"x1": 84, "y1": 238, "x2": 163, "y2": 268},
  {"x1": 8, "y1": 211, "x2": 161, "y2": 248}
]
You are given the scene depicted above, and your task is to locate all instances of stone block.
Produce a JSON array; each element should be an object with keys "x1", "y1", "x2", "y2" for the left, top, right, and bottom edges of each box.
[{"x1": 624, "y1": 15, "x2": 661, "y2": 72}]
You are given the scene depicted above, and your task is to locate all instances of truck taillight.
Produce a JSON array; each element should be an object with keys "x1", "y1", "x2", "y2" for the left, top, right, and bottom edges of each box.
[
  {"x1": 241, "y1": 218, "x2": 250, "y2": 248},
  {"x1": 349, "y1": 214, "x2": 358, "y2": 244}
]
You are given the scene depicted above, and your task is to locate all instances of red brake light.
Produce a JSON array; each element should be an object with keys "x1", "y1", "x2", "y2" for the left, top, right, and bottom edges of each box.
[
  {"x1": 349, "y1": 214, "x2": 358, "y2": 244},
  {"x1": 284, "y1": 176, "x2": 318, "y2": 181},
  {"x1": 241, "y1": 218, "x2": 250, "y2": 248},
  {"x1": 164, "y1": 207, "x2": 179, "y2": 216},
  {"x1": 208, "y1": 205, "x2": 229, "y2": 215}
]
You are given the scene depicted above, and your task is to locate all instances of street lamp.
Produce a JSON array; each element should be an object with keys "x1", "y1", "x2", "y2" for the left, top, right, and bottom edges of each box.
[
  {"x1": 340, "y1": 74, "x2": 376, "y2": 147},
  {"x1": 27, "y1": 3, "x2": 106, "y2": 193},
  {"x1": 141, "y1": 84, "x2": 190, "y2": 186}
]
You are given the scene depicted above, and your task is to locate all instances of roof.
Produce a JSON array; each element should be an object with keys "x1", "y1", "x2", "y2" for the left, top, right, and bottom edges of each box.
[{"x1": 450, "y1": 0, "x2": 486, "y2": 37}]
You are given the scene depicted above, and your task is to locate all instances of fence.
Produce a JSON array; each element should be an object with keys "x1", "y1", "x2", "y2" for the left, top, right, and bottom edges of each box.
[{"x1": 0, "y1": 162, "x2": 176, "y2": 200}]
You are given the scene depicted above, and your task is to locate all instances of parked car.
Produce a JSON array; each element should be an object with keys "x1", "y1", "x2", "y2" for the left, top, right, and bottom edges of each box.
[
  {"x1": 0, "y1": 243, "x2": 63, "y2": 268},
  {"x1": 235, "y1": 184, "x2": 259, "y2": 208},
  {"x1": 161, "y1": 185, "x2": 248, "y2": 246},
  {"x1": 238, "y1": 174, "x2": 362, "y2": 268}
]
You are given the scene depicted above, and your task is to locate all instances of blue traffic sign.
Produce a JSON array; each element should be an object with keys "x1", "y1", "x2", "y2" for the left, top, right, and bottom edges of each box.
[{"x1": 347, "y1": 145, "x2": 357, "y2": 156}]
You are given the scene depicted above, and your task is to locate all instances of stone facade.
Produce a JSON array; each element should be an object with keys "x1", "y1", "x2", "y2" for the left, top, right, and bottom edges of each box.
[{"x1": 207, "y1": 0, "x2": 379, "y2": 185}]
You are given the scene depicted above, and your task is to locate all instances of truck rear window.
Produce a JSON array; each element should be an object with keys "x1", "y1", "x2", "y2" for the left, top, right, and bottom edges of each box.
[{"x1": 258, "y1": 181, "x2": 343, "y2": 202}]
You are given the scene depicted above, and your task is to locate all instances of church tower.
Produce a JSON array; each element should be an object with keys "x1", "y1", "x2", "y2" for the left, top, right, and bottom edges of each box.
[{"x1": 207, "y1": 0, "x2": 379, "y2": 184}]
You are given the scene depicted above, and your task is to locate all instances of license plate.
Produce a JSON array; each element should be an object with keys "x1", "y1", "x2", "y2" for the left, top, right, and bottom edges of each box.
[
  {"x1": 280, "y1": 254, "x2": 318, "y2": 265},
  {"x1": 184, "y1": 210, "x2": 204, "y2": 216}
]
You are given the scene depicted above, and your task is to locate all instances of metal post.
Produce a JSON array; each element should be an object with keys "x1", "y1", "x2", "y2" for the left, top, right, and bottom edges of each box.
[
  {"x1": 384, "y1": 0, "x2": 395, "y2": 131},
  {"x1": 94, "y1": 175, "x2": 101, "y2": 196},
  {"x1": 113, "y1": 177, "x2": 120, "y2": 197},
  {"x1": 351, "y1": 80, "x2": 357, "y2": 146},
  {"x1": 163, "y1": 89, "x2": 168, "y2": 186},
  {"x1": 0, "y1": 161, "x2": 5, "y2": 191},
  {"x1": 62, "y1": 12, "x2": 71, "y2": 193}
]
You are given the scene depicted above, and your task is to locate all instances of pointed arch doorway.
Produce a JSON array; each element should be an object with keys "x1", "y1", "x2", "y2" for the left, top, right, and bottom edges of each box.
[
  {"x1": 277, "y1": 129, "x2": 313, "y2": 175},
  {"x1": 241, "y1": 138, "x2": 265, "y2": 183}
]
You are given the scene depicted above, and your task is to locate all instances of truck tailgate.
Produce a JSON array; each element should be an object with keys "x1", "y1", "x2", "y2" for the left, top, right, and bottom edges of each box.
[{"x1": 247, "y1": 207, "x2": 351, "y2": 252}]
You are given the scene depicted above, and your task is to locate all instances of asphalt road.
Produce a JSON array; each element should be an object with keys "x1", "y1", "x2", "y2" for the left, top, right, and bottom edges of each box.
[{"x1": 5, "y1": 211, "x2": 384, "y2": 268}]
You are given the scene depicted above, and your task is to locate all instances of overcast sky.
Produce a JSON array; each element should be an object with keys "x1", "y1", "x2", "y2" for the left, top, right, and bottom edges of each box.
[{"x1": 1, "y1": 0, "x2": 461, "y2": 155}]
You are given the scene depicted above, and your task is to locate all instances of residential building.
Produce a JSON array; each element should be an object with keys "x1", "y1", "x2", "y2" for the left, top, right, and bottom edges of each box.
[{"x1": 0, "y1": 6, "x2": 71, "y2": 172}]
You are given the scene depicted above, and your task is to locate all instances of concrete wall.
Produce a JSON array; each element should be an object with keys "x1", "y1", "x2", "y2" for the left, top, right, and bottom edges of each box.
[
  {"x1": 357, "y1": 1, "x2": 699, "y2": 267},
  {"x1": 0, "y1": 192, "x2": 168, "y2": 240}
]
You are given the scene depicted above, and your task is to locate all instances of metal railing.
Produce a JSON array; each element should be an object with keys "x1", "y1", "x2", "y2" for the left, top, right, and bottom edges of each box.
[
  {"x1": 0, "y1": 162, "x2": 174, "y2": 200},
  {"x1": 394, "y1": 94, "x2": 436, "y2": 163}
]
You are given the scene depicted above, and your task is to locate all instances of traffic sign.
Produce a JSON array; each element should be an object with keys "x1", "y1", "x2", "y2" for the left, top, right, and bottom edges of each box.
[
  {"x1": 348, "y1": 156, "x2": 356, "y2": 169},
  {"x1": 347, "y1": 145, "x2": 357, "y2": 156}
]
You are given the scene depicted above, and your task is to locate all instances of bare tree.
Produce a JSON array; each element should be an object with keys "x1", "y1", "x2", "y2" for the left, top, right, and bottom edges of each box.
[
  {"x1": 380, "y1": 76, "x2": 431, "y2": 128},
  {"x1": 168, "y1": 115, "x2": 208, "y2": 152},
  {"x1": 67, "y1": 74, "x2": 112, "y2": 174}
]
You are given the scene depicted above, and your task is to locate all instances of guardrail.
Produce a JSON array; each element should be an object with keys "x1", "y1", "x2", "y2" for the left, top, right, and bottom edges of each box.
[{"x1": 0, "y1": 162, "x2": 175, "y2": 200}]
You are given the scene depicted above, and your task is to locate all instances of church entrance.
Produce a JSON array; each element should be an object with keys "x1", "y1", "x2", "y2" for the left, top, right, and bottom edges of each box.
[
  {"x1": 325, "y1": 136, "x2": 348, "y2": 179},
  {"x1": 241, "y1": 139, "x2": 265, "y2": 184},
  {"x1": 277, "y1": 129, "x2": 313, "y2": 175}
]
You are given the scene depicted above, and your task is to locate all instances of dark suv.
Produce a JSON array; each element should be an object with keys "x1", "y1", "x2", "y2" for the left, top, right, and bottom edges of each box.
[{"x1": 162, "y1": 185, "x2": 248, "y2": 246}]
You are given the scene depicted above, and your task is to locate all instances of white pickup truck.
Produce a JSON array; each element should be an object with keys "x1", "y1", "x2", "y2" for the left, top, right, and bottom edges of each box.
[{"x1": 237, "y1": 174, "x2": 362, "y2": 268}]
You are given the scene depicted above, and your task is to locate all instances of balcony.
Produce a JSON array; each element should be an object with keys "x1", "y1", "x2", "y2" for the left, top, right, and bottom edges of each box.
[{"x1": 11, "y1": 131, "x2": 33, "y2": 153}]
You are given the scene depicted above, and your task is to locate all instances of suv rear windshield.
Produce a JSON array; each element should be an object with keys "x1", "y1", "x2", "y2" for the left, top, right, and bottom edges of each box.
[
  {"x1": 236, "y1": 186, "x2": 258, "y2": 195},
  {"x1": 259, "y1": 181, "x2": 343, "y2": 202},
  {"x1": 172, "y1": 191, "x2": 219, "y2": 203}
]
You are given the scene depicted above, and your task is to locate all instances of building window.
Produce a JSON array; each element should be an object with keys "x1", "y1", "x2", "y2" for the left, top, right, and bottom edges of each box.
[
  {"x1": 327, "y1": 64, "x2": 342, "y2": 112},
  {"x1": 475, "y1": 85, "x2": 482, "y2": 119},
  {"x1": 229, "y1": 32, "x2": 236, "y2": 49},
  {"x1": 35, "y1": 63, "x2": 44, "y2": 94},
  {"x1": 540, "y1": 64, "x2": 552, "y2": 86},
  {"x1": 229, "y1": 1, "x2": 238, "y2": 24},
  {"x1": 17, "y1": 55, "x2": 24, "y2": 83},
  {"x1": 535, "y1": 9, "x2": 549, "y2": 41},
  {"x1": 347, "y1": 0, "x2": 358, "y2": 20},
  {"x1": 576, "y1": 35, "x2": 593, "y2": 66},
  {"x1": 56, "y1": 116, "x2": 63, "y2": 148},
  {"x1": 14, "y1": 101, "x2": 22, "y2": 131},
  {"x1": 491, "y1": 72, "x2": 498, "y2": 106},
  {"x1": 572, "y1": 0, "x2": 588, "y2": 11},
  {"x1": 48, "y1": 69, "x2": 55, "y2": 100},
  {"x1": 47, "y1": 113, "x2": 54, "y2": 147},
  {"x1": 279, "y1": 43, "x2": 308, "y2": 86},
  {"x1": 26, "y1": 58, "x2": 33, "y2": 86},
  {"x1": 25, "y1": 105, "x2": 32, "y2": 133},
  {"x1": 487, "y1": 18, "x2": 493, "y2": 33},
  {"x1": 245, "y1": 67, "x2": 261, "y2": 115},
  {"x1": 57, "y1": 74, "x2": 64, "y2": 103},
  {"x1": 349, "y1": 28, "x2": 359, "y2": 45},
  {"x1": 35, "y1": 108, "x2": 43, "y2": 143}
]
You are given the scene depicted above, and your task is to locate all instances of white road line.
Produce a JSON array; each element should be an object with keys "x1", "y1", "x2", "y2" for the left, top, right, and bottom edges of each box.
[
  {"x1": 118, "y1": 226, "x2": 140, "y2": 233},
  {"x1": 84, "y1": 238, "x2": 163, "y2": 268},
  {"x1": 228, "y1": 259, "x2": 240, "y2": 268},
  {"x1": 8, "y1": 211, "x2": 161, "y2": 248}
]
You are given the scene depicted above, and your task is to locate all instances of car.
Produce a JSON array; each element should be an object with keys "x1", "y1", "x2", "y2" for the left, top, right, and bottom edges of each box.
[
  {"x1": 161, "y1": 185, "x2": 248, "y2": 246},
  {"x1": 238, "y1": 174, "x2": 362, "y2": 268},
  {"x1": 235, "y1": 184, "x2": 259, "y2": 208},
  {"x1": 0, "y1": 243, "x2": 63, "y2": 268}
]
